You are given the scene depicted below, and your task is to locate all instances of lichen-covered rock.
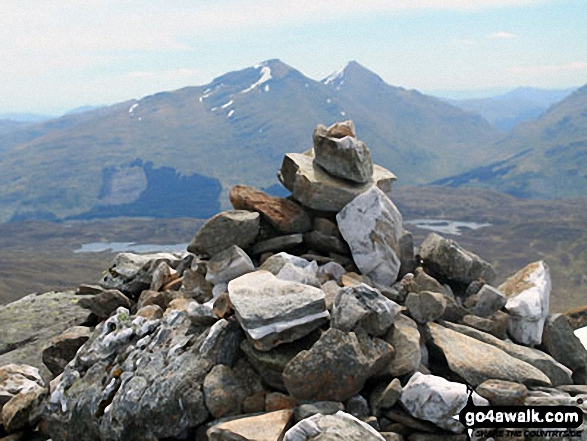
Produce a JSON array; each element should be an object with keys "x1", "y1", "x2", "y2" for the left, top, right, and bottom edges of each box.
[
  {"x1": 229, "y1": 185, "x2": 312, "y2": 234},
  {"x1": 405, "y1": 291, "x2": 446, "y2": 324},
  {"x1": 500, "y1": 261, "x2": 551, "y2": 345},
  {"x1": 187, "y1": 210, "x2": 260, "y2": 256},
  {"x1": 278, "y1": 150, "x2": 396, "y2": 212},
  {"x1": 419, "y1": 233, "x2": 496, "y2": 286},
  {"x1": 337, "y1": 186, "x2": 403, "y2": 286},
  {"x1": 283, "y1": 328, "x2": 393, "y2": 402},
  {"x1": 313, "y1": 132, "x2": 374, "y2": 183},
  {"x1": 228, "y1": 271, "x2": 329, "y2": 351}
]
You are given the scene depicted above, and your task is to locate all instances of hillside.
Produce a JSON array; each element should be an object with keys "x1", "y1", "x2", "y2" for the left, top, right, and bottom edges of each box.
[
  {"x1": 449, "y1": 87, "x2": 575, "y2": 131},
  {"x1": 0, "y1": 59, "x2": 499, "y2": 222},
  {"x1": 435, "y1": 85, "x2": 587, "y2": 199}
]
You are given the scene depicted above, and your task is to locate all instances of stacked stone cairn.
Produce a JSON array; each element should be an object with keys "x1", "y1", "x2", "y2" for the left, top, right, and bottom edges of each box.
[{"x1": 1, "y1": 120, "x2": 587, "y2": 441}]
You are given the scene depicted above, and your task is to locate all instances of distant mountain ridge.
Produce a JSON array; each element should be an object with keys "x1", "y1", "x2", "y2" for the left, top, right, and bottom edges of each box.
[{"x1": 0, "y1": 59, "x2": 500, "y2": 222}]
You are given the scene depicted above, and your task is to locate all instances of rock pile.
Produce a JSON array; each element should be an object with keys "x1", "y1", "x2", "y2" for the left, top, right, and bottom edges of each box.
[{"x1": 1, "y1": 120, "x2": 587, "y2": 440}]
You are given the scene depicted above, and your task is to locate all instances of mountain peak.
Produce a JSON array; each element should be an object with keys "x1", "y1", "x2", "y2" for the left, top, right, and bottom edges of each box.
[{"x1": 322, "y1": 61, "x2": 385, "y2": 87}]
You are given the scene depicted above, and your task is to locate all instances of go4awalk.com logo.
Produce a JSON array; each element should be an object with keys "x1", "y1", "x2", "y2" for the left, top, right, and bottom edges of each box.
[{"x1": 459, "y1": 389, "x2": 584, "y2": 439}]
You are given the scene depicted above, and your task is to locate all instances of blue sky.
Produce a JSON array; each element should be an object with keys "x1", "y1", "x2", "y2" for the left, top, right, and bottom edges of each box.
[{"x1": 1, "y1": 0, "x2": 586, "y2": 114}]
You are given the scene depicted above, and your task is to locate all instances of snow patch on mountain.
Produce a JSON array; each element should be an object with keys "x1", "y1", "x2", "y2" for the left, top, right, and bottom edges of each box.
[{"x1": 241, "y1": 66, "x2": 272, "y2": 94}]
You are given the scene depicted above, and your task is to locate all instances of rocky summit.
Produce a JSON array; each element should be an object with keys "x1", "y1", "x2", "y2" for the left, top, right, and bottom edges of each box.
[{"x1": 1, "y1": 120, "x2": 586, "y2": 440}]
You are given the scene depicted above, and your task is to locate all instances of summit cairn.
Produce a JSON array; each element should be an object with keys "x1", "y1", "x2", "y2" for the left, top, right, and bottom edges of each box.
[{"x1": 4, "y1": 120, "x2": 586, "y2": 440}]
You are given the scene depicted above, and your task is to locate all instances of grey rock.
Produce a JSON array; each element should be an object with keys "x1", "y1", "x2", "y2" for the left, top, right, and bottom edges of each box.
[
  {"x1": 180, "y1": 258, "x2": 214, "y2": 303},
  {"x1": 42, "y1": 326, "x2": 92, "y2": 376},
  {"x1": 42, "y1": 308, "x2": 217, "y2": 441},
  {"x1": 150, "y1": 261, "x2": 178, "y2": 291},
  {"x1": 314, "y1": 134, "x2": 374, "y2": 183},
  {"x1": 370, "y1": 378, "x2": 402, "y2": 416},
  {"x1": 278, "y1": 150, "x2": 396, "y2": 212},
  {"x1": 303, "y1": 230, "x2": 350, "y2": 255},
  {"x1": 475, "y1": 379, "x2": 528, "y2": 406},
  {"x1": 332, "y1": 284, "x2": 401, "y2": 336},
  {"x1": 76, "y1": 284, "x2": 105, "y2": 295},
  {"x1": 399, "y1": 231, "x2": 416, "y2": 278},
  {"x1": 284, "y1": 411, "x2": 385, "y2": 441},
  {"x1": 317, "y1": 261, "x2": 346, "y2": 283},
  {"x1": 205, "y1": 245, "x2": 255, "y2": 285},
  {"x1": 207, "y1": 409, "x2": 294, "y2": 441},
  {"x1": 136, "y1": 304, "x2": 163, "y2": 320},
  {"x1": 440, "y1": 321, "x2": 573, "y2": 386},
  {"x1": 419, "y1": 233, "x2": 496, "y2": 286},
  {"x1": 187, "y1": 302, "x2": 219, "y2": 326},
  {"x1": 188, "y1": 210, "x2": 260, "y2": 256},
  {"x1": 276, "y1": 262, "x2": 321, "y2": 288},
  {"x1": 405, "y1": 291, "x2": 447, "y2": 324},
  {"x1": 400, "y1": 372, "x2": 488, "y2": 433},
  {"x1": 384, "y1": 314, "x2": 421, "y2": 377},
  {"x1": 0, "y1": 364, "x2": 45, "y2": 417},
  {"x1": 294, "y1": 401, "x2": 344, "y2": 423},
  {"x1": 313, "y1": 217, "x2": 341, "y2": 237},
  {"x1": 345, "y1": 394, "x2": 370, "y2": 420},
  {"x1": 250, "y1": 234, "x2": 304, "y2": 256},
  {"x1": 203, "y1": 360, "x2": 264, "y2": 418},
  {"x1": 325, "y1": 120, "x2": 356, "y2": 139},
  {"x1": 407, "y1": 268, "x2": 446, "y2": 295},
  {"x1": 500, "y1": 260, "x2": 550, "y2": 345},
  {"x1": 462, "y1": 312, "x2": 509, "y2": 340},
  {"x1": 259, "y1": 252, "x2": 313, "y2": 275},
  {"x1": 470, "y1": 285, "x2": 507, "y2": 317},
  {"x1": 100, "y1": 252, "x2": 187, "y2": 298},
  {"x1": 541, "y1": 313, "x2": 587, "y2": 384},
  {"x1": 78, "y1": 289, "x2": 132, "y2": 320},
  {"x1": 1, "y1": 385, "x2": 46, "y2": 433},
  {"x1": 337, "y1": 186, "x2": 403, "y2": 286},
  {"x1": 426, "y1": 322, "x2": 551, "y2": 387},
  {"x1": 283, "y1": 328, "x2": 393, "y2": 402},
  {"x1": 322, "y1": 280, "x2": 342, "y2": 311},
  {"x1": 228, "y1": 271, "x2": 328, "y2": 351},
  {"x1": 0, "y1": 291, "x2": 94, "y2": 381}
]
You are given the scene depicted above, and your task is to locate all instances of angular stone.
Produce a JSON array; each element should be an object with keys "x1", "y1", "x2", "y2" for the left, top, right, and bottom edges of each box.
[
  {"x1": 370, "y1": 378, "x2": 402, "y2": 416},
  {"x1": 265, "y1": 392, "x2": 298, "y2": 412},
  {"x1": 303, "y1": 230, "x2": 350, "y2": 255},
  {"x1": 407, "y1": 268, "x2": 445, "y2": 295},
  {"x1": 400, "y1": 372, "x2": 488, "y2": 433},
  {"x1": 294, "y1": 401, "x2": 344, "y2": 424},
  {"x1": 78, "y1": 289, "x2": 132, "y2": 320},
  {"x1": 405, "y1": 291, "x2": 446, "y2": 324},
  {"x1": 426, "y1": 322, "x2": 551, "y2": 387},
  {"x1": 207, "y1": 409, "x2": 293, "y2": 441},
  {"x1": 228, "y1": 271, "x2": 328, "y2": 351},
  {"x1": 399, "y1": 231, "x2": 416, "y2": 278},
  {"x1": 42, "y1": 326, "x2": 91, "y2": 376},
  {"x1": 1, "y1": 386, "x2": 46, "y2": 433},
  {"x1": 0, "y1": 364, "x2": 44, "y2": 417},
  {"x1": 462, "y1": 312, "x2": 509, "y2": 340},
  {"x1": 500, "y1": 261, "x2": 551, "y2": 345},
  {"x1": 250, "y1": 234, "x2": 303, "y2": 256},
  {"x1": 283, "y1": 328, "x2": 392, "y2": 402},
  {"x1": 419, "y1": 233, "x2": 496, "y2": 286},
  {"x1": 188, "y1": 210, "x2": 260, "y2": 256},
  {"x1": 564, "y1": 305, "x2": 587, "y2": 330},
  {"x1": 284, "y1": 411, "x2": 385, "y2": 441},
  {"x1": 541, "y1": 313, "x2": 587, "y2": 383},
  {"x1": 470, "y1": 285, "x2": 507, "y2": 318},
  {"x1": 439, "y1": 321, "x2": 573, "y2": 386},
  {"x1": 384, "y1": 314, "x2": 422, "y2": 377},
  {"x1": 187, "y1": 302, "x2": 219, "y2": 326},
  {"x1": 332, "y1": 284, "x2": 401, "y2": 336},
  {"x1": 259, "y1": 252, "x2": 313, "y2": 275},
  {"x1": 278, "y1": 150, "x2": 396, "y2": 212},
  {"x1": 76, "y1": 284, "x2": 105, "y2": 295},
  {"x1": 345, "y1": 394, "x2": 370, "y2": 420},
  {"x1": 314, "y1": 134, "x2": 374, "y2": 183},
  {"x1": 150, "y1": 261, "x2": 178, "y2": 291},
  {"x1": 317, "y1": 262, "x2": 346, "y2": 284},
  {"x1": 136, "y1": 304, "x2": 163, "y2": 320},
  {"x1": 337, "y1": 186, "x2": 403, "y2": 286},
  {"x1": 277, "y1": 262, "x2": 320, "y2": 288},
  {"x1": 203, "y1": 361, "x2": 264, "y2": 418},
  {"x1": 475, "y1": 379, "x2": 528, "y2": 406},
  {"x1": 0, "y1": 291, "x2": 94, "y2": 380},
  {"x1": 206, "y1": 245, "x2": 255, "y2": 286},
  {"x1": 326, "y1": 120, "x2": 356, "y2": 139},
  {"x1": 230, "y1": 185, "x2": 312, "y2": 234},
  {"x1": 181, "y1": 258, "x2": 214, "y2": 303}
]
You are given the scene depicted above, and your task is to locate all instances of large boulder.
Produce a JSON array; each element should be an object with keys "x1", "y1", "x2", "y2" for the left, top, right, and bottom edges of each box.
[
  {"x1": 541, "y1": 314, "x2": 587, "y2": 383},
  {"x1": 419, "y1": 233, "x2": 496, "y2": 286},
  {"x1": 228, "y1": 271, "x2": 329, "y2": 351},
  {"x1": 0, "y1": 291, "x2": 94, "y2": 380},
  {"x1": 426, "y1": 322, "x2": 551, "y2": 387},
  {"x1": 283, "y1": 328, "x2": 392, "y2": 402},
  {"x1": 187, "y1": 210, "x2": 260, "y2": 256},
  {"x1": 500, "y1": 261, "x2": 551, "y2": 345},
  {"x1": 313, "y1": 131, "x2": 374, "y2": 183},
  {"x1": 337, "y1": 186, "x2": 403, "y2": 286},
  {"x1": 229, "y1": 185, "x2": 312, "y2": 234},
  {"x1": 278, "y1": 150, "x2": 396, "y2": 212}
]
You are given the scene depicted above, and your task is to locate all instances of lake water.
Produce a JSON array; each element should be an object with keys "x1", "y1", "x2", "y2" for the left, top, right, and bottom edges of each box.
[
  {"x1": 75, "y1": 242, "x2": 189, "y2": 253},
  {"x1": 404, "y1": 219, "x2": 492, "y2": 236}
]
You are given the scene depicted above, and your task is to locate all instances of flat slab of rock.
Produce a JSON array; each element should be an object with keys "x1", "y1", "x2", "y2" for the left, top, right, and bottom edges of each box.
[
  {"x1": 250, "y1": 234, "x2": 303, "y2": 256},
  {"x1": 283, "y1": 328, "x2": 392, "y2": 402},
  {"x1": 440, "y1": 321, "x2": 572, "y2": 386},
  {"x1": 278, "y1": 150, "x2": 396, "y2": 212},
  {"x1": 337, "y1": 186, "x2": 403, "y2": 286},
  {"x1": 208, "y1": 409, "x2": 293, "y2": 441},
  {"x1": 313, "y1": 133, "x2": 374, "y2": 183},
  {"x1": 188, "y1": 210, "x2": 260, "y2": 256},
  {"x1": 419, "y1": 233, "x2": 496, "y2": 286},
  {"x1": 230, "y1": 185, "x2": 312, "y2": 234},
  {"x1": 400, "y1": 372, "x2": 488, "y2": 433},
  {"x1": 0, "y1": 291, "x2": 94, "y2": 380},
  {"x1": 427, "y1": 322, "x2": 551, "y2": 387},
  {"x1": 475, "y1": 379, "x2": 528, "y2": 406},
  {"x1": 228, "y1": 271, "x2": 329, "y2": 351},
  {"x1": 500, "y1": 260, "x2": 550, "y2": 345}
]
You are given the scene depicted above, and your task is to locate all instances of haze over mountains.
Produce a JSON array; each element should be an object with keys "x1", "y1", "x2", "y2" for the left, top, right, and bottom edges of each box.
[{"x1": 0, "y1": 59, "x2": 584, "y2": 222}]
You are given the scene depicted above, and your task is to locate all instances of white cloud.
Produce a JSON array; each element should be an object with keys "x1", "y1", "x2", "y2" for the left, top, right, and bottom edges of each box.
[{"x1": 489, "y1": 31, "x2": 517, "y2": 39}]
